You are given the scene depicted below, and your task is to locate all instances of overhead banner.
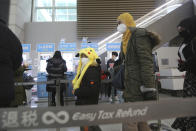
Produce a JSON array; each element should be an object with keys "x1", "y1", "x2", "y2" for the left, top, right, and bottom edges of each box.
[
  {"x1": 58, "y1": 43, "x2": 76, "y2": 52},
  {"x1": 22, "y1": 44, "x2": 31, "y2": 53},
  {"x1": 37, "y1": 43, "x2": 55, "y2": 52},
  {"x1": 81, "y1": 43, "x2": 98, "y2": 51},
  {"x1": 106, "y1": 43, "x2": 121, "y2": 51}
]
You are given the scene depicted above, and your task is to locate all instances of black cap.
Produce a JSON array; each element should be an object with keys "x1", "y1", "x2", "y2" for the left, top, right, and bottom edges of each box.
[{"x1": 178, "y1": 16, "x2": 196, "y2": 35}]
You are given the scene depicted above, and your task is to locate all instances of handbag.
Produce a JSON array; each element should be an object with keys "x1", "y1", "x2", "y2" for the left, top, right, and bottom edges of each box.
[{"x1": 112, "y1": 64, "x2": 125, "y2": 91}]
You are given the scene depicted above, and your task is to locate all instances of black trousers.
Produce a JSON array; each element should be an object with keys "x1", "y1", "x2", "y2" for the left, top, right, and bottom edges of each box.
[
  {"x1": 51, "y1": 83, "x2": 65, "y2": 106},
  {"x1": 107, "y1": 83, "x2": 117, "y2": 97}
]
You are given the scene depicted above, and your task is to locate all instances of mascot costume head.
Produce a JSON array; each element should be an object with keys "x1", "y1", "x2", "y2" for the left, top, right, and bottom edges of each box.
[{"x1": 72, "y1": 48, "x2": 101, "y2": 90}]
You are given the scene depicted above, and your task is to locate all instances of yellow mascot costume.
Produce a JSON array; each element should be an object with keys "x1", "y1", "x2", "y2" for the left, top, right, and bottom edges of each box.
[{"x1": 72, "y1": 48, "x2": 100, "y2": 90}]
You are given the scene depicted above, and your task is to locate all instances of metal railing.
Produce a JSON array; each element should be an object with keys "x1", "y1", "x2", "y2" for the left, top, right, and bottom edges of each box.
[
  {"x1": 0, "y1": 75, "x2": 194, "y2": 130},
  {"x1": 0, "y1": 98, "x2": 196, "y2": 130}
]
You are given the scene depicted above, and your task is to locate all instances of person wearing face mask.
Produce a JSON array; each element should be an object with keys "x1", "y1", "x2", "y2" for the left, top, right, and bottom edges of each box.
[
  {"x1": 116, "y1": 13, "x2": 160, "y2": 131},
  {"x1": 107, "y1": 52, "x2": 118, "y2": 101},
  {"x1": 171, "y1": 16, "x2": 196, "y2": 131},
  {"x1": 72, "y1": 48, "x2": 102, "y2": 131}
]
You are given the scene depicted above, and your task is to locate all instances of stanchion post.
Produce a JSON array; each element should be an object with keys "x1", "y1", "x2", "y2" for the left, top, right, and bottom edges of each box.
[
  {"x1": 109, "y1": 68, "x2": 115, "y2": 104},
  {"x1": 155, "y1": 74, "x2": 161, "y2": 131},
  {"x1": 55, "y1": 79, "x2": 61, "y2": 106},
  {"x1": 55, "y1": 79, "x2": 61, "y2": 131}
]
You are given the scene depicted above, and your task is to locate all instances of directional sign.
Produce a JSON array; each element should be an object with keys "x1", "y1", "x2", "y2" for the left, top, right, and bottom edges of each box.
[
  {"x1": 106, "y1": 43, "x2": 121, "y2": 51},
  {"x1": 37, "y1": 43, "x2": 55, "y2": 52},
  {"x1": 22, "y1": 44, "x2": 31, "y2": 53},
  {"x1": 58, "y1": 43, "x2": 76, "y2": 52},
  {"x1": 81, "y1": 43, "x2": 98, "y2": 51}
]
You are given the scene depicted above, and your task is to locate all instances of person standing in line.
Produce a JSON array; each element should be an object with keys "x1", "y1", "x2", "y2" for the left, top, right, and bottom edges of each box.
[
  {"x1": 172, "y1": 16, "x2": 196, "y2": 131},
  {"x1": 116, "y1": 12, "x2": 160, "y2": 131},
  {"x1": 46, "y1": 51, "x2": 67, "y2": 106},
  {"x1": 72, "y1": 48, "x2": 102, "y2": 131},
  {"x1": 0, "y1": 18, "x2": 23, "y2": 107},
  {"x1": 107, "y1": 51, "x2": 119, "y2": 101}
]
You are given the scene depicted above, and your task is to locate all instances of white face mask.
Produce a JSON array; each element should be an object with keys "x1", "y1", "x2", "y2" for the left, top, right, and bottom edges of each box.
[
  {"x1": 81, "y1": 58, "x2": 89, "y2": 70},
  {"x1": 117, "y1": 24, "x2": 127, "y2": 34}
]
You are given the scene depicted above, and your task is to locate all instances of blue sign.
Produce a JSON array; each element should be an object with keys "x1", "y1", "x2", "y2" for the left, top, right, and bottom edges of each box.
[
  {"x1": 106, "y1": 43, "x2": 121, "y2": 51},
  {"x1": 22, "y1": 44, "x2": 31, "y2": 52},
  {"x1": 37, "y1": 43, "x2": 55, "y2": 52},
  {"x1": 81, "y1": 43, "x2": 98, "y2": 51},
  {"x1": 58, "y1": 43, "x2": 76, "y2": 52}
]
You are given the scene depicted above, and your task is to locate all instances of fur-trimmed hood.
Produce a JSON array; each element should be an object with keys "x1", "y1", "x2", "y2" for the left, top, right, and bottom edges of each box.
[{"x1": 130, "y1": 27, "x2": 160, "y2": 48}]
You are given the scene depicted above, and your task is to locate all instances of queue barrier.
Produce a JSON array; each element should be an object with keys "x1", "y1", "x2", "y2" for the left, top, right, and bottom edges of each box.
[
  {"x1": 15, "y1": 79, "x2": 112, "y2": 86},
  {"x1": 0, "y1": 75, "x2": 192, "y2": 130},
  {"x1": 0, "y1": 98, "x2": 196, "y2": 129}
]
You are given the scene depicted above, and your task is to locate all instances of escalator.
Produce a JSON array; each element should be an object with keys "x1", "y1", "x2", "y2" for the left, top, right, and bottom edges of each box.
[{"x1": 97, "y1": 0, "x2": 194, "y2": 56}]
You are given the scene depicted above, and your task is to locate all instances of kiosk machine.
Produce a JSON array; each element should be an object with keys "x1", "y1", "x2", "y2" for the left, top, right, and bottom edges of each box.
[{"x1": 155, "y1": 47, "x2": 185, "y2": 95}]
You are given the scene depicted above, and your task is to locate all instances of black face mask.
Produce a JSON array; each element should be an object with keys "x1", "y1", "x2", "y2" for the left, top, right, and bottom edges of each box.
[{"x1": 179, "y1": 30, "x2": 191, "y2": 40}]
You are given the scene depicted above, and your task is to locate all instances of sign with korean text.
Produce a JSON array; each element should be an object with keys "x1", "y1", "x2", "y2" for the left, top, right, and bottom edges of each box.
[
  {"x1": 22, "y1": 44, "x2": 31, "y2": 53},
  {"x1": 81, "y1": 43, "x2": 98, "y2": 51},
  {"x1": 37, "y1": 43, "x2": 55, "y2": 52},
  {"x1": 58, "y1": 43, "x2": 76, "y2": 52},
  {"x1": 1, "y1": 98, "x2": 196, "y2": 129},
  {"x1": 106, "y1": 43, "x2": 121, "y2": 51}
]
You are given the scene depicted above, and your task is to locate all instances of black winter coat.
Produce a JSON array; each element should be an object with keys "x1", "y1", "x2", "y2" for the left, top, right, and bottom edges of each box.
[
  {"x1": 75, "y1": 66, "x2": 101, "y2": 105},
  {"x1": 0, "y1": 22, "x2": 22, "y2": 106},
  {"x1": 46, "y1": 58, "x2": 67, "y2": 77},
  {"x1": 46, "y1": 58, "x2": 67, "y2": 92},
  {"x1": 178, "y1": 38, "x2": 196, "y2": 75}
]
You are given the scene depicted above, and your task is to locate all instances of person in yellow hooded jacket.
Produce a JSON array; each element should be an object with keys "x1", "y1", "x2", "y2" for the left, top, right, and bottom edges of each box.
[
  {"x1": 116, "y1": 13, "x2": 160, "y2": 131},
  {"x1": 72, "y1": 48, "x2": 102, "y2": 131}
]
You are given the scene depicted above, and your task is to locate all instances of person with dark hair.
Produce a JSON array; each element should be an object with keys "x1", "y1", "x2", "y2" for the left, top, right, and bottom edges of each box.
[
  {"x1": 0, "y1": 17, "x2": 23, "y2": 107},
  {"x1": 106, "y1": 51, "x2": 118, "y2": 101},
  {"x1": 172, "y1": 16, "x2": 196, "y2": 131},
  {"x1": 107, "y1": 52, "x2": 118, "y2": 70},
  {"x1": 46, "y1": 51, "x2": 67, "y2": 106}
]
